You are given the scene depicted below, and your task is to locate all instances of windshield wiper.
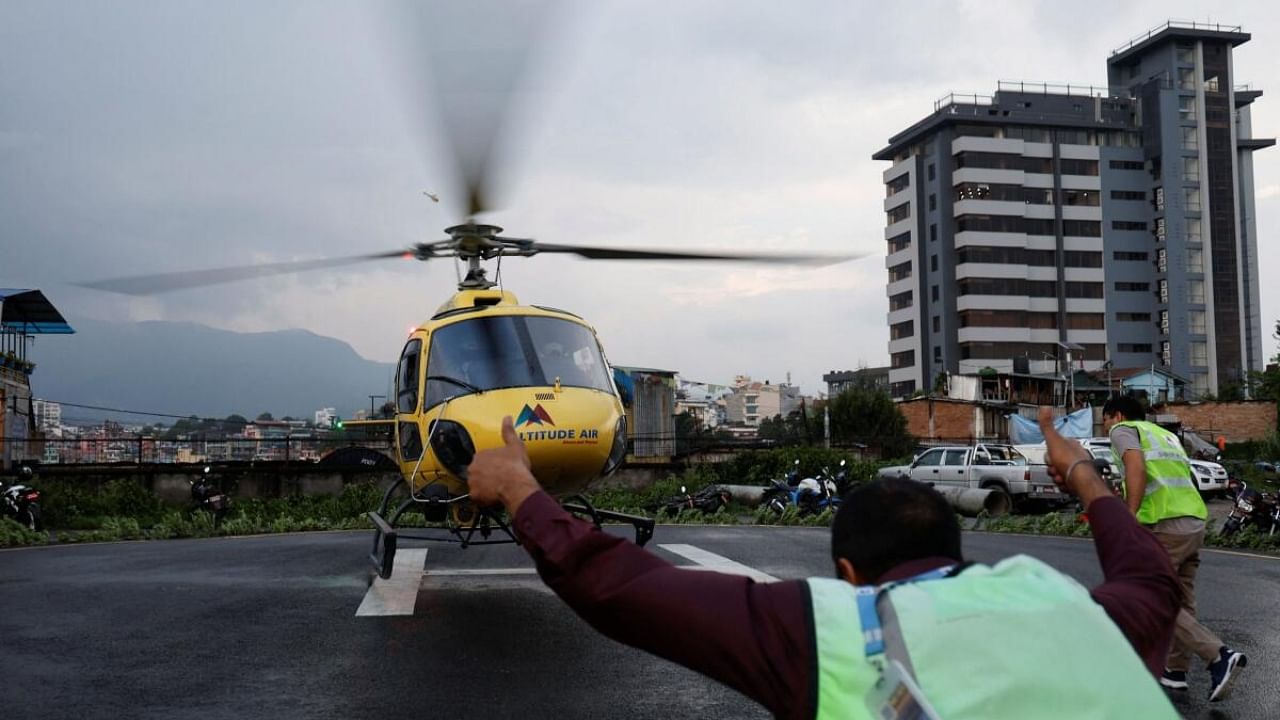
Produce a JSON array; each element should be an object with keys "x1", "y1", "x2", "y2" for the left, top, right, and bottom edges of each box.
[{"x1": 426, "y1": 374, "x2": 485, "y2": 395}]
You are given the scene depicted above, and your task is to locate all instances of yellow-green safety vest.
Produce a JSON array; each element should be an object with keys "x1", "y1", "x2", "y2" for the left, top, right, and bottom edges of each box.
[
  {"x1": 1111, "y1": 420, "x2": 1208, "y2": 525},
  {"x1": 806, "y1": 555, "x2": 1176, "y2": 719}
]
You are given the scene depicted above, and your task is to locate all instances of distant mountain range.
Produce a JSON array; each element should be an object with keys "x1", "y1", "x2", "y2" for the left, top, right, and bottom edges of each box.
[{"x1": 27, "y1": 318, "x2": 395, "y2": 424}]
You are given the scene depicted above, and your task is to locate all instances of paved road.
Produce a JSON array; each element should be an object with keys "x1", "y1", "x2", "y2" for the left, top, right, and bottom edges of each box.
[{"x1": 1, "y1": 526, "x2": 1276, "y2": 719}]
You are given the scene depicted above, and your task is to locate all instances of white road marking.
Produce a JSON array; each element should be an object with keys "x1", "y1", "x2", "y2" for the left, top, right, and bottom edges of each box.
[
  {"x1": 356, "y1": 549, "x2": 429, "y2": 617},
  {"x1": 659, "y1": 544, "x2": 779, "y2": 582},
  {"x1": 425, "y1": 568, "x2": 539, "y2": 576}
]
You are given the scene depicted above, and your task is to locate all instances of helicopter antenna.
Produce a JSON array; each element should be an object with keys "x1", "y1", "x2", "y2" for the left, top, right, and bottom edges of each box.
[
  {"x1": 452, "y1": 256, "x2": 462, "y2": 286},
  {"x1": 496, "y1": 249, "x2": 505, "y2": 293}
]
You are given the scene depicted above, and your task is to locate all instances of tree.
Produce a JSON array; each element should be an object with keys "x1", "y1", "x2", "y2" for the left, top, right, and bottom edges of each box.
[
  {"x1": 379, "y1": 401, "x2": 396, "y2": 419},
  {"x1": 256, "y1": 412, "x2": 274, "y2": 422},
  {"x1": 827, "y1": 385, "x2": 914, "y2": 459}
]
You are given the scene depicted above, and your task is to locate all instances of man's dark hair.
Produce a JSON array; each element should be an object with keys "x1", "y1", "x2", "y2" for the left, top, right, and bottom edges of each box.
[
  {"x1": 831, "y1": 478, "x2": 962, "y2": 583},
  {"x1": 1102, "y1": 395, "x2": 1146, "y2": 422}
]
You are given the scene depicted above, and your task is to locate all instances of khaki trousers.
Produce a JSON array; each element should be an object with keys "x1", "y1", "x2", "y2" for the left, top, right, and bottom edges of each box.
[{"x1": 1154, "y1": 528, "x2": 1224, "y2": 670}]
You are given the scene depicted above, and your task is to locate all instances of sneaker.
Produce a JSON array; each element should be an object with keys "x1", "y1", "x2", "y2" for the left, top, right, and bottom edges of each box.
[
  {"x1": 1159, "y1": 669, "x2": 1188, "y2": 690},
  {"x1": 1207, "y1": 647, "x2": 1248, "y2": 702}
]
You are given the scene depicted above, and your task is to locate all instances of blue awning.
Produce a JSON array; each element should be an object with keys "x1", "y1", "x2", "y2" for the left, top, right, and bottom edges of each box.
[{"x1": 0, "y1": 289, "x2": 75, "y2": 334}]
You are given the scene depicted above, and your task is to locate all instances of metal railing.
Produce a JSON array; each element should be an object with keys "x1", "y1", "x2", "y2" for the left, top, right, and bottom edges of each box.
[
  {"x1": 4, "y1": 437, "x2": 393, "y2": 466},
  {"x1": 1110, "y1": 20, "x2": 1245, "y2": 57},
  {"x1": 934, "y1": 92, "x2": 993, "y2": 113},
  {"x1": 995, "y1": 80, "x2": 1129, "y2": 99}
]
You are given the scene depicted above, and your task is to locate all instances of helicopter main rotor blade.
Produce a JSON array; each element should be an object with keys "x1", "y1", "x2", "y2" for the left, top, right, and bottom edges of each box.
[
  {"x1": 529, "y1": 243, "x2": 866, "y2": 266},
  {"x1": 77, "y1": 249, "x2": 414, "y2": 296},
  {"x1": 385, "y1": 1, "x2": 560, "y2": 217}
]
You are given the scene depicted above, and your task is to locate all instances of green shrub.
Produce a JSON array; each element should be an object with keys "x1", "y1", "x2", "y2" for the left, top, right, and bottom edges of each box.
[{"x1": 0, "y1": 517, "x2": 47, "y2": 547}]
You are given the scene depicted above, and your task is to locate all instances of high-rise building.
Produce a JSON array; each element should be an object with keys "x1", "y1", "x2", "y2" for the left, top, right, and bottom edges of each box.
[{"x1": 874, "y1": 22, "x2": 1272, "y2": 399}]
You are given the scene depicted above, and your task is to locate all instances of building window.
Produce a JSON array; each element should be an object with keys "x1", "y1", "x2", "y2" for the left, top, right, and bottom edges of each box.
[
  {"x1": 1118, "y1": 343, "x2": 1153, "y2": 353},
  {"x1": 1186, "y1": 248, "x2": 1204, "y2": 273},
  {"x1": 1188, "y1": 279, "x2": 1205, "y2": 304},
  {"x1": 889, "y1": 291, "x2": 913, "y2": 311},
  {"x1": 1063, "y1": 220, "x2": 1102, "y2": 237},
  {"x1": 1205, "y1": 75, "x2": 1220, "y2": 93},
  {"x1": 1110, "y1": 190, "x2": 1146, "y2": 201},
  {"x1": 887, "y1": 203, "x2": 911, "y2": 224},
  {"x1": 1067, "y1": 313, "x2": 1105, "y2": 330},
  {"x1": 890, "y1": 320, "x2": 914, "y2": 340},
  {"x1": 1117, "y1": 312, "x2": 1152, "y2": 322},
  {"x1": 1176, "y1": 43, "x2": 1195, "y2": 64},
  {"x1": 1065, "y1": 282, "x2": 1104, "y2": 299},
  {"x1": 1179, "y1": 96, "x2": 1197, "y2": 121},
  {"x1": 931, "y1": 285, "x2": 939, "y2": 301},
  {"x1": 932, "y1": 316, "x2": 940, "y2": 333},
  {"x1": 886, "y1": 174, "x2": 910, "y2": 197},
  {"x1": 1154, "y1": 186, "x2": 1165, "y2": 211},
  {"x1": 928, "y1": 255, "x2": 937, "y2": 272},
  {"x1": 1190, "y1": 341, "x2": 1208, "y2": 367},
  {"x1": 933, "y1": 346, "x2": 942, "y2": 362},
  {"x1": 1183, "y1": 157, "x2": 1200, "y2": 182},
  {"x1": 1063, "y1": 190, "x2": 1099, "y2": 206},
  {"x1": 1059, "y1": 158, "x2": 1099, "y2": 176},
  {"x1": 888, "y1": 261, "x2": 912, "y2": 283},
  {"x1": 1189, "y1": 310, "x2": 1206, "y2": 335},
  {"x1": 1184, "y1": 188, "x2": 1201, "y2": 212},
  {"x1": 1178, "y1": 67, "x2": 1197, "y2": 90},
  {"x1": 890, "y1": 380, "x2": 916, "y2": 397},
  {"x1": 929, "y1": 224, "x2": 937, "y2": 242},
  {"x1": 1112, "y1": 220, "x2": 1148, "y2": 231},
  {"x1": 1187, "y1": 217, "x2": 1202, "y2": 242},
  {"x1": 928, "y1": 194, "x2": 937, "y2": 211},
  {"x1": 927, "y1": 164, "x2": 936, "y2": 181},
  {"x1": 1109, "y1": 159, "x2": 1145, "y2": 170},
  {"x1": 1181, "y1": 126, "x2": 1199, "y2": 151},
  {"x1": 1114, "y1": 282, "x2": 1151, "y2": 292},
  {"x1": 887, "y1": 232, "x2": 911, "y2": 254},
  {"x1": 890, "y1": 350, "x2": 915, "y2": 369},
  {"x1": 1113, "y1": 251, "x2": 1149, "y2": 261}
]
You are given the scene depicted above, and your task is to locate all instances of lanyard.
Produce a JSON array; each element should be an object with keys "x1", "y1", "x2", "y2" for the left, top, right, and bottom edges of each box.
[{"x1": 855, "y1": 565, "x2": 956, "y2": 658}]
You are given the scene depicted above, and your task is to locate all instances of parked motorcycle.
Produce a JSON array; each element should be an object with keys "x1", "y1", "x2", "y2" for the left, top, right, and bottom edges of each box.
[
  {"x1": 1220, "y1": 482, "x2": 1279, "y2": 537},
  {"x1": 189, "y1": 466, "x2": 233, "y2": 526},
  {"x1": 761, "y1": 460, "x2": 844, "y2": 517},
  {"x1": 654, "y1": 484, "x2": 731, "y2": 517},
  {"x1": 1, "y1": 465, "x2": 42, "y2": 531}
]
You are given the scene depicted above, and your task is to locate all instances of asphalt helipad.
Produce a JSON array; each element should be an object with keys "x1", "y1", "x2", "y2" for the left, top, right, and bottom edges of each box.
[{"x1": 2, "y1": 526, "x2": 1276, "y2": 719}]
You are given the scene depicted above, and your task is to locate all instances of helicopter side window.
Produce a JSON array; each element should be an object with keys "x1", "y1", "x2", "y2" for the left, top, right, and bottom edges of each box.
[{"x1": 396, "y1": 339, "x2": 422, "y2": 413}]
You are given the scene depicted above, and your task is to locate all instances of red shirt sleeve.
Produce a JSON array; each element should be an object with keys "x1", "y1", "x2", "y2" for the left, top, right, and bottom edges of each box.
[
  {"x1": 513, "y1": 491, "x2": 814, "y2": 719},
  {"x1": 1085, "y1": 496, "x2": 1182, "y2": 675}
]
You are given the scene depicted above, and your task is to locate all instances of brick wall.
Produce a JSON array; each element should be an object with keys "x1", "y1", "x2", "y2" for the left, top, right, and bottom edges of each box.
[
  {"x1": 1154, "y1": 400, "x2": 1277, "y2": 442},
  {"x1": 899, "y1": 398, "x2": 983, "y2": 440}
]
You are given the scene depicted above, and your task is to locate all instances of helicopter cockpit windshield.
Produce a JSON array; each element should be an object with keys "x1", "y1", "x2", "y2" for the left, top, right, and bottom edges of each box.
[{"x1": 423, "y1": 315, "x2": 613, "y2": 408}]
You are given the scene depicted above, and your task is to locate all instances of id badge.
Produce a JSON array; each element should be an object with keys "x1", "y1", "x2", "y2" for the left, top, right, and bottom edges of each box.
[{"x1": 864, "y1": 659, "x2": 942, "y2": 720}]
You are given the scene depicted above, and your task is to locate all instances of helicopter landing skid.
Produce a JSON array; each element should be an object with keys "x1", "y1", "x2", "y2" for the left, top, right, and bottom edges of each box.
[
  {"x1": 561, "y1": 494, "x2": 656, "y2": 548},
  {"x1": 368, "y1": 480, "x2": 520, "y2": 579}
]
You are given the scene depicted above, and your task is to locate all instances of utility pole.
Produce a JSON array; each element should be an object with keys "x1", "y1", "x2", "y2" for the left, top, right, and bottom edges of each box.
[{"x1": 368, "y1": 394, "x2": 387, "y2": 418}]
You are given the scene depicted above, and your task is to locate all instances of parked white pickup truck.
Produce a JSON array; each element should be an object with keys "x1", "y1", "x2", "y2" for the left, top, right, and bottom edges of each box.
[{"x1": 878, "y1": 444, "x2": 1065, "y2": 507}]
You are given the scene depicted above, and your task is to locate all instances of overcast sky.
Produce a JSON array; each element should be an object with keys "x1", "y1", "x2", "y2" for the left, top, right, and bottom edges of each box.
[{"x1": 2, "y1": 1, "x2": 1277, "y2": 397}]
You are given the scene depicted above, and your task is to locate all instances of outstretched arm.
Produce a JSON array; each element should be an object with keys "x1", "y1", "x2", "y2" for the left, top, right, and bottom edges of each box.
[{"x1": 468, "y1": 417, "x2": 813, "y2": 720}]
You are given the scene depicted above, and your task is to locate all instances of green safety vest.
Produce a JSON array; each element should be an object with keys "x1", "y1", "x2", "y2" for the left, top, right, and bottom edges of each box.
[
  {"x1": 807, "y1": 556, "x2": 1177, "y2": 720},
  {"x1": 1111, "y1": 420, "x2": 1208, "y2": 525}
]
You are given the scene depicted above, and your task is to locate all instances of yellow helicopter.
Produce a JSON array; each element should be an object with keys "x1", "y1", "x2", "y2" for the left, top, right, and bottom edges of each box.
[{"x1": 81, "y1": 217, "x2": 851, "y2": 576}]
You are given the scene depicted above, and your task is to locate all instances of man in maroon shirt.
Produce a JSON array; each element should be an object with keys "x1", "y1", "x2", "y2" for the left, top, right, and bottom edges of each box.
[{"x1": 466, "y1": 408, "x2": 1182, "y2": 719}]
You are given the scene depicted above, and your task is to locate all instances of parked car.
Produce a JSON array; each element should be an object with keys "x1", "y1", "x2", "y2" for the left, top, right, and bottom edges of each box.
[
  {"x1": 878, "y1": 443, "x2": 1062, "y2": 507},
  {"x1": 1188, "y1": 460, "x2": 1227, "y2": 497}
]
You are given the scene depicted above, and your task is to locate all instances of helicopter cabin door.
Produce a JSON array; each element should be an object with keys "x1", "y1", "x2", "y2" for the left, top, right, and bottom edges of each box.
[{"x1": 395, "y1": 338, "x2": 424, "y2": 465}]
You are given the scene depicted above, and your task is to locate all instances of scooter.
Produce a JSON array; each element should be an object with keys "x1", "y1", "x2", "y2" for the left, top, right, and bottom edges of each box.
[
  {"x1": 761, "y1": 460, "x2": 843, "y2": 517},
  {"x1": 1, "y1": 465, "x2": 42, "y2": 531},
  {"x1": 1220, "y1": 482, "x2": 1279, "y2": 537},
  {"x1": 189, "y1": 466, "x2": 232, "y2": 526}
]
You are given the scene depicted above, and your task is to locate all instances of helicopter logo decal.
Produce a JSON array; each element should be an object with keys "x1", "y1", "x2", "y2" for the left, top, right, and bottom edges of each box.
[{"x1": 515, "y1": 404, "x2": 555, "y2": 428}]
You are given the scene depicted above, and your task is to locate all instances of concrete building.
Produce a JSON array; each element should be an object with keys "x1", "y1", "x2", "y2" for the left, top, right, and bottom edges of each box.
[
  {"x1": 314, "y1": 407, "x2": 337, "y2": 428},
  {"x1": 874, "y1": 21, "x2": 1272, "y2": 400},
  {"x1": 823, "y1": 367, "x2": 891, "y2": 397},
  {"x1": 724, "y1": 376, "x2": 801, "y2": 426},
  {"x1": 32, "y1": 399, "x2": 62, "y2": 437}
]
